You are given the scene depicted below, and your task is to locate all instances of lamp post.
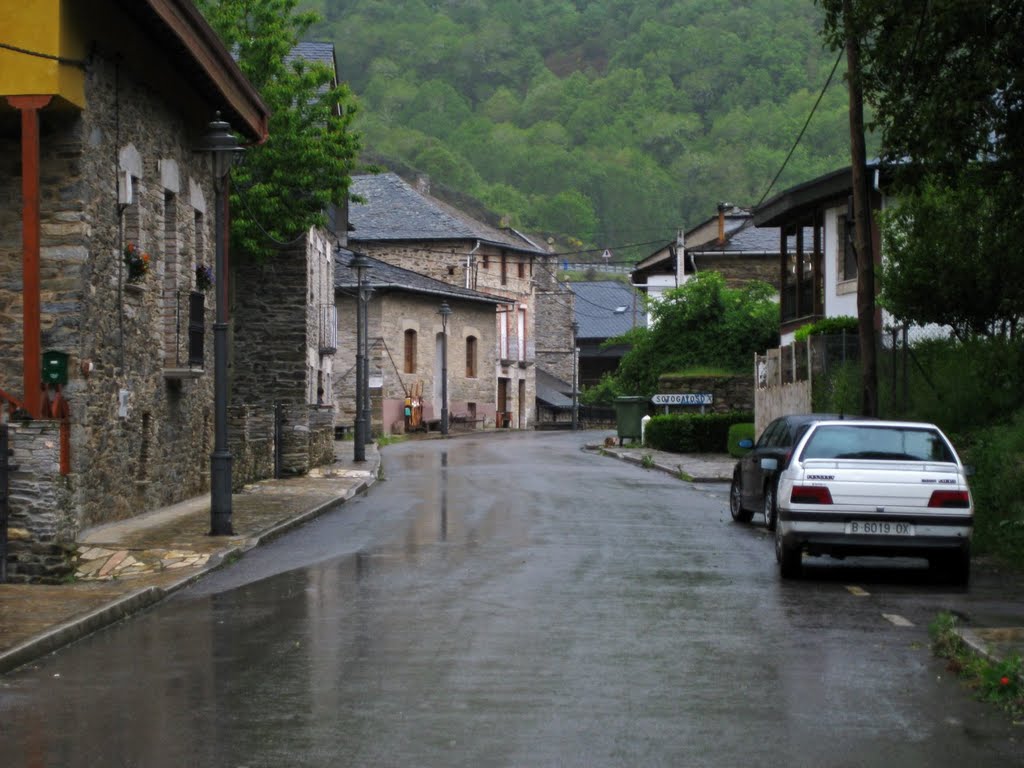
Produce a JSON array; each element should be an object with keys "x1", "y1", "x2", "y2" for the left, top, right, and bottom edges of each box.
[
  {"x1": 350, "y1": 251, "x2": 371, "y2": 462},
  {"x1": 571, "y1": 320, "x2": 579, "y2": 431},
  {"x1": 196, "y1": 112, "x2": 243, "y2": 536},
  {"x1": 361, "y1": 281, "x2": 373, "y2": 447},
  {"x1": 438, "y1": 302, "x2": 452, "y2": 436}
]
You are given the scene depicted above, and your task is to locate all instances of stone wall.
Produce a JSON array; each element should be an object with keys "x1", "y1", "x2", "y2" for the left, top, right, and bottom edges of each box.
[
  {"x1": 534, "y1": 283, "x2": 576, "y2": 385},
  {"x1": 335, "y1": 290, "x2": 499, "y2": 434},
  {"x1": 3, "y1": 422, "x2": 76, "y2": 583},
  {"x1": 656, "y1": 374, "x2": 754, "y2": 415},
  {"x1": 233, "y1": 231, "x2": 336, "y2": 476}
]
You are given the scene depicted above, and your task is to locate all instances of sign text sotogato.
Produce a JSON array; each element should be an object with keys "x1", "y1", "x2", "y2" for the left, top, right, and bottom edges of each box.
[{"x1": 651, "y1": 393, "x2": 713, "y2": 406}]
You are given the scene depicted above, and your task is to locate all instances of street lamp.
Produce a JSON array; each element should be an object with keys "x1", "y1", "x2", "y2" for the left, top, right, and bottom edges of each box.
[
  {"x1": 438, "y1": 302, "x2": 452, "y2": 436},
  {"x1": 196, "y1": 112, "x2": 244, "y2": 536},
  {"x1": 350, "y1": 251, "x2": 371, "y2": 462},
  {"x1": 571, "y1": 320, "x2": 579, "y2": 431}
]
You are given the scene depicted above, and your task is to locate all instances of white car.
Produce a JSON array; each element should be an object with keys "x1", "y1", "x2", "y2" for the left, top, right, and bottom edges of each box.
[{"x1": 769, "y1": 420, "x2": 973, "y2": 583}]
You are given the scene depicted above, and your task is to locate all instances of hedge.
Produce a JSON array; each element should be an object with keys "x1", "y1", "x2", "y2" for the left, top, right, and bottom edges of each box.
[{"x1": 645, "y1": 411, "x2": 754, "y2": 453}]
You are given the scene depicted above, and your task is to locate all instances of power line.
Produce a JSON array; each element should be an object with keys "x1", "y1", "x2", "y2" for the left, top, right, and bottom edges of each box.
[{"x1": 756, "y1": 48, "x2": 845, "y2": 207}]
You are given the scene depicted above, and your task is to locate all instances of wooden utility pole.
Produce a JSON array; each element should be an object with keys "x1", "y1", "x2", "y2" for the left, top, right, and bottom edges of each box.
[{"x1": 844, "y1": 0, "x2": 878, "y2": 417}]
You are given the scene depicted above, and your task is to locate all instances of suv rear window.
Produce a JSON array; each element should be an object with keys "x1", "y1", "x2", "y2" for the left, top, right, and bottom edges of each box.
[{"x1": 800, "y1": 425, "x2": 955, "y2": 463}]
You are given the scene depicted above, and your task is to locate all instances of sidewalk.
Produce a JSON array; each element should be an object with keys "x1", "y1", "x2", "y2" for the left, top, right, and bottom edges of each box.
[{"x1": 0, "y1": 442, "x2": 379, "y2": 674}]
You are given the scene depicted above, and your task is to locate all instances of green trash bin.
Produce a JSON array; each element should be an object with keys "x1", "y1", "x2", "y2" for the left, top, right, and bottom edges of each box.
[{"x1": 614, "y1": 396, "x2": 647, "y2": 445}]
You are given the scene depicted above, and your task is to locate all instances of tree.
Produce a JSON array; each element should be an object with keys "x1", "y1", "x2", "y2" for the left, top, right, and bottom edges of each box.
[
  {"x1": 880, "y1": 174, "x2": 1024, "y2": 339},
  {"x1": 198, "y1": 0, "x2": 361, "y2": 260},
  {"x1": 818, "y1": 0, "x2": 1024, "y2": 340},
  {"x1": 606, "y1": 272, "x2": 779, "y2": 396}
]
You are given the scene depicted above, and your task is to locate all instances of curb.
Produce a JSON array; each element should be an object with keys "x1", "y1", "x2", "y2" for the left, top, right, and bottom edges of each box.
[
  {"x1": 0, "y1": 587, "x2": 164, "y2": 674},
  {"x1": 0, "y1": 462, "x2": 379, "y2": 675}
]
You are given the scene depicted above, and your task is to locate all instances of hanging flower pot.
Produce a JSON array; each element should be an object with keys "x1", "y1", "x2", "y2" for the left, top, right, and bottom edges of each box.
[{"x1": 124, "y1": 243, "x2": 150, "y2": 283}]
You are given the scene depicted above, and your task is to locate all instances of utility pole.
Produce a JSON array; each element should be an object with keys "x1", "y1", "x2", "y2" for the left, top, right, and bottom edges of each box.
[{"x1": 844, "y1": 0, "x2": 878, "y2": 417}]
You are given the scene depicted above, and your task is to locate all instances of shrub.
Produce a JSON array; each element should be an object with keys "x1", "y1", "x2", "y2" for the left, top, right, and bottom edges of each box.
[
  {"x1": 728, "y1": 423, "x2": 755, "y2": 458},
  {"x1": 645, "y1": 412, "x2": 753, "y2": 453},
  {"x1": 794, "y1": 315, "x2": 858, "y2": 343}
]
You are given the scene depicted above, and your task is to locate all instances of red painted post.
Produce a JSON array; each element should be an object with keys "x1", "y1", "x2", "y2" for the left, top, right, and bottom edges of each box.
[{"x1": 8, "y1": 95, "x2": 53, "y2": 419}]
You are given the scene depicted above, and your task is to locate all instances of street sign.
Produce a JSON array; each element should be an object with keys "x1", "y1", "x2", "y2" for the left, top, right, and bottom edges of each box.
[{"x1": 651, "y1": 393, "x2": 713, "y2": 406}]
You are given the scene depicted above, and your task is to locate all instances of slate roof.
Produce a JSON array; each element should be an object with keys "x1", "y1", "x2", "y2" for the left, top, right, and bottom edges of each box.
[
  {"x1": 536, "y1": 368, "x2": 574, "y2": 408},
  {"x1": 286, "y1": 41, "x2": 336, "y2": 69},
  {"x1": 569, "y1": 281, "x2": 645, "y2": 340},
  {"x1": 688, "y1": 217, "x2": 785, "y2": 254},
  {"x1": 335, "y1": 248, "x2": 506, "y2": 305},
  {"x1": 349, "y1": 173, "x2": 547, "y2": 255}
]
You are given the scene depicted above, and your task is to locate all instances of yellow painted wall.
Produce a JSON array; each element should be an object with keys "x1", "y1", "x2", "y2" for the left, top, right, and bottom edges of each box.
[{"x1": 0, "y1": 0, "x2": 86, "y2": 107}]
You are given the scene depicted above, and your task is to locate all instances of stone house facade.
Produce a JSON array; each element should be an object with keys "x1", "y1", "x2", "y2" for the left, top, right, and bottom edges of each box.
[
  {"x1": 0, "y1": 1, "x2": 269, "y2": 581},
  {"x1": 348, "y1": 173, "x2": 550, "y2": 430},
  {"x1": 335, "y1": 250, "x2": 504, "y2": 434}
]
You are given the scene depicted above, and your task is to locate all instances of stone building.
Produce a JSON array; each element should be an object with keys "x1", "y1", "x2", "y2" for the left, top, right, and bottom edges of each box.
[
  {"x1": 348, "y1": 173, "x2": 551, "y2": 429},
  {"x1": 0, "y1": 1, "x2": 269, "y2": 581},
  {"x1": 631, "y1": 204, "x2": 783, "y2": 315},
  {"x1": 335, "y1": 250, "x2": 505, "y2": 435},
  {"x1": 230, "y1": 41, "x2": 343, "y2": 477}
]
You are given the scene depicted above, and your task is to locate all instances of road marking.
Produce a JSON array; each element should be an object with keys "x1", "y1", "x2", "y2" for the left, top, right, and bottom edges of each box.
[
  {"x1": 846, "y1": 585, "x2": 870, "y2": 597},
  {"x1": 883, "y1": 613, "x2": 914, "y2": 627}
]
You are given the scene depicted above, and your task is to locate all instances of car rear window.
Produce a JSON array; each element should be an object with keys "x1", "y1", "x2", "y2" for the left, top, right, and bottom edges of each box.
[{"x1": 800, "y1": 425, "x2": 956, "y2": 463}]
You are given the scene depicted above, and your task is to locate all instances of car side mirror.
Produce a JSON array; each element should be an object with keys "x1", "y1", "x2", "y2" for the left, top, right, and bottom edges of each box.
[
  {"x1": 760, "y1": 457, "x2": 778, "y2": 472},
  {"x1": 738, "y1": 439, "x2": 753, "y2": 449}
]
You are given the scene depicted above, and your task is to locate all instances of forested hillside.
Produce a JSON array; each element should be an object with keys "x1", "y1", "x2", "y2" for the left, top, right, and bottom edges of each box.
[{"x1": 308, "y1": 0, "x2": 864, "y2": 260}]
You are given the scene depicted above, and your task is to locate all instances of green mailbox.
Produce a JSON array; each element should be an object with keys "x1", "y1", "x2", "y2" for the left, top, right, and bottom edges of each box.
[
  {"x1": 42, "y1": 350, "x2": 69, "y2": 385},
  {"x1": 614, "y1": 395, "x2": 647, "y2": 445}
]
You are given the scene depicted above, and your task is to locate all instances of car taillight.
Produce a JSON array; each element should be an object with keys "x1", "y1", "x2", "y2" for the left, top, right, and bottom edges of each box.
[
  {"x1": 928, "y1": 490, "x2": 970, "y2": 508},
  {"x1": 790, "y1": 485, "x2": 833, "y2": 504}
]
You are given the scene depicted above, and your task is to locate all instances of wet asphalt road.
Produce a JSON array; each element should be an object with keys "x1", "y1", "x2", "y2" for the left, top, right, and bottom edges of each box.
[{"x1": 1, "y1": 431, "x2": 1022, "y2": 767}]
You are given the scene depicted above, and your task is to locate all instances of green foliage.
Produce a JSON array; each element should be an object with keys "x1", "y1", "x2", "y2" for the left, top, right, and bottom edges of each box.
[
  {"x1": 727, "y1": 423, "x2": 755, "y2": 458},
  {"x1": 580, "y1": 373, "x2": 621, "y2": 406},
  {"x1": 929, "y1": 612, "x2": 1024, "y2": 718},
  {"x1": 961, "y1": 411, "x2": 1024, "y2": 563},
  {"x1": 645, "y1": 412, "x2": 753, "y2": 454},
  {"x1": 879, "y1": 175, "x2": 1024, "y2": 339},
  {"x1": 309, "y1": 0, "x2": 860, "y2": 254},
  {"x1": 811, "y1": 360, "x2": 859, "y2": 416},
  {"x1": 794, "y1": 316, "x2": 858, "y2": 343},
  {"x1": 611, "y1": 272, "x2": 778, "y2": 395},
  {"x1": 198, "y1": 0, "x2": 361, "y2": 261}
]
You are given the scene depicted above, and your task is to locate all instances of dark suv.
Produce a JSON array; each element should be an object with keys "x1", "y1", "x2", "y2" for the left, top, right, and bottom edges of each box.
[{"x1": 729, "y1": 414, "x2": 839, "y2": 530}]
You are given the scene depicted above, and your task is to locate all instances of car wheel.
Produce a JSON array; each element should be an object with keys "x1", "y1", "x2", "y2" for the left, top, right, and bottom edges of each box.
[
  {"x1": 775, "y1": 524, "x2": 801, "y2": 579},
  {"x1": 763, "y1": 481, "x2": 778, "y2": 531},
  {"x1": 730, "y1": 475, "x2": 754, "y2": 523}
]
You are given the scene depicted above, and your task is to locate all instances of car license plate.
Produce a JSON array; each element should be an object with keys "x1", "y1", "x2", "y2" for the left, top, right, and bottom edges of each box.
[{"x1": 845, "y1": 520, "x2": 915, "y2": 536}]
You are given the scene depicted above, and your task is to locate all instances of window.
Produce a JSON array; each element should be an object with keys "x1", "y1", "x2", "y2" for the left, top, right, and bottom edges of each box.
[
  {"x1": 838, "y1": 212, "x2": 858, "y2": 281},
  {"x1": 481, "y1": 253, "x2": 489, "y2": 270},
  {"x1": 501, "y1": 254, "x2": 507, "y2": 285},
  {"x1": 404, "y1": 329, "x2": 417, "y2": 373},
  {"x1": 466, "y1": 335, "x2": 477, "y2": 377},
  {"x1": 517, "y1": 259, "x2": 525, "y2": 279},
  {"x1": 517, "y1": 307, "x2": 526, "y2": 362}
]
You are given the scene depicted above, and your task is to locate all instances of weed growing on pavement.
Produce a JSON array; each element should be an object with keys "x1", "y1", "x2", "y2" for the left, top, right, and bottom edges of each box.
[
  {"x1": 641, "y1": 454, "x2": 655, "y2": 469},
  {"x1": 929, "y1": 611, "x2": 1024, "y2": 718},
  {"x1": 676, "y1": 467, "x2": 694, "y2": 482},
  {"x1": 376, "y1": 434, "x2": 407, "y2": 448}
]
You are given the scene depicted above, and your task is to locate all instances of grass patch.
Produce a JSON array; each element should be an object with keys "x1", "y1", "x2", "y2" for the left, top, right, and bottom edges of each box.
[
  {"x1": 640, "y1": 454, "x2": 655, "y2": 469},
  {"x1": 929, "y1": 611, "x2": 1024, "y2": 719}
]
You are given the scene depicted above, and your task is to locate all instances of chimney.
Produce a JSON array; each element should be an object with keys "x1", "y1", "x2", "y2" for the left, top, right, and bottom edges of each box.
[
  {"x1": 717, "y1": 202, "x2": 731, "y2": 244},
  {"x1": 415, "y1": 174, "x2": 430, "y2": 195}
]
